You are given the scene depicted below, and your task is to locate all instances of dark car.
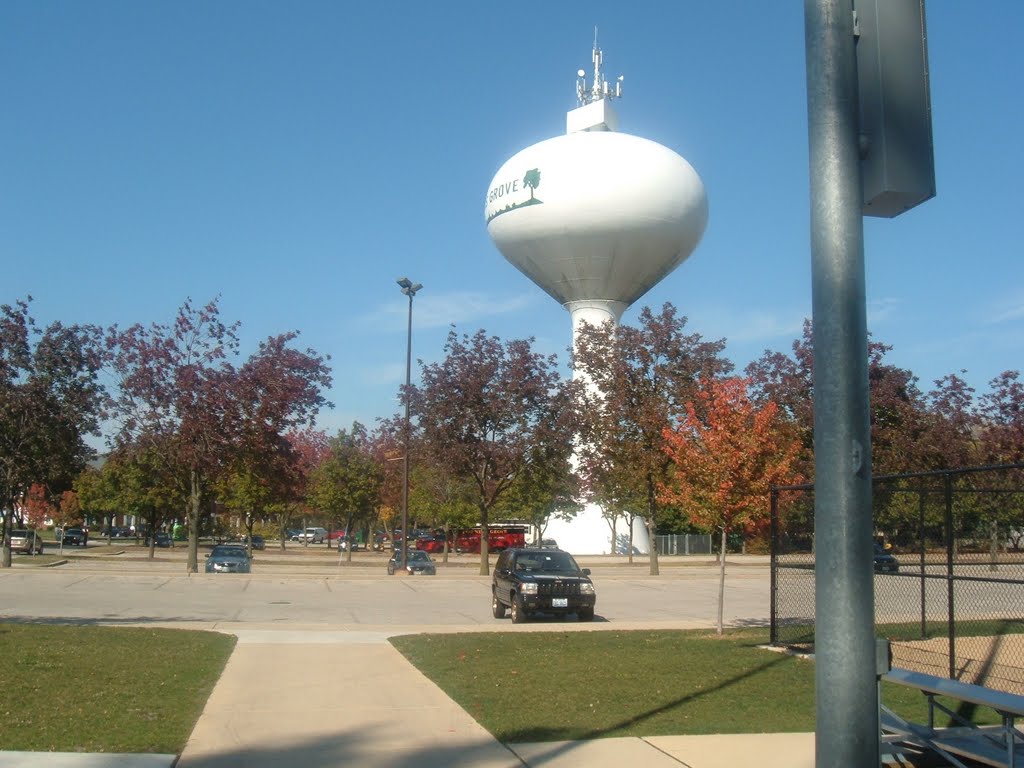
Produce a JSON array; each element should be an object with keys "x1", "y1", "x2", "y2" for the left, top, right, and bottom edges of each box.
[
  {"x1": 247, "y1": 534, "x2": 265, "y2": 551},
  {"x1": 873, "y1": 543, "x2": 899, "y2": 573},
  {"x1": 204, "y1": 545, "x2": 252, "y2": 574},
  {"x1": 9, "y1": 529, "x2": 44, "y2": 555},
  {"x1": 60, "y1": 527, "x2": 88, "y2": 546},
  {"x1": 386, "y1": 549, "x2": 436, "y2": 576},
  {"x1": 145, "y1": 532, "x2": 172, "y2": 548},
  {"x1": 491, "y1": 548, "x2": 596, "y2": 623}
]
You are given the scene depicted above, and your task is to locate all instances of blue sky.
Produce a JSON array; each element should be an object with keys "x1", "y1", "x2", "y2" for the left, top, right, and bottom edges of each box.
[{"x1": 3, "y1": 2, "x2": 1022, "y2": 439}]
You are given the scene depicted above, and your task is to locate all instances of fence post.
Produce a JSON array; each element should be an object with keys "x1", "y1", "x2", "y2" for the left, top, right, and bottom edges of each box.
[
  {"x1": 945, "y1": 471, "x2": 956, "y2": 680},
  {"x1": 770, "y1": 487, "x2": 779, "y2": 644},
  {"x1": 919, "y1": 491, "x2": 927, "y2": 640}
]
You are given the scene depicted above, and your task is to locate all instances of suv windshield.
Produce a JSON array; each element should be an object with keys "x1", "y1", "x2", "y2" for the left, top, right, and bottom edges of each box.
[{"x1": 515, "y1": 551, "x2": 579, "y2": 573}]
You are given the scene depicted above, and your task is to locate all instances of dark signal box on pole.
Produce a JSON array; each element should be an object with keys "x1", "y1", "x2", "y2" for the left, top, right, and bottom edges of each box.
[{"x1": 855, "y1": 0, "x2": 936, "y2": 218}]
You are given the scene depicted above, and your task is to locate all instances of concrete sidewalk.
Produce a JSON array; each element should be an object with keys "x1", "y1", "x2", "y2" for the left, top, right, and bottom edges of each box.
[
  {"x1": 172, "y1": 629, "x2": 815, "y2": 768},
  {"x1": 2, "y1": 627, "x2": 814, "y2": 768}
]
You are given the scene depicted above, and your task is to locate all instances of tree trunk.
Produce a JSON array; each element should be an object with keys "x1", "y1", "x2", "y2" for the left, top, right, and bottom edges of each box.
[
  {"x1": 717, "y1": 527, "x2": 727, "y2": 635},
  {"x1": 647, "y1": 518, "x2": 659, "y2": 575},
  {"x1": 646, "y1": 478, "x2": 659, "y2": 575},
  {"x1": 1, "y1": 510, "x2": 12, "y2": 568},
  {"x1": 245, "y1": 513, "x2": 255, "y2": 556},
  {"x1": 187, "y1": 469, "x2": 201, "y2": 573},
  {"x1": 479, "y1": 513, "x2": 490, "y2": 576},
  {"x1": 628, "y1": 517, "x2": 635, "y2": 563}
]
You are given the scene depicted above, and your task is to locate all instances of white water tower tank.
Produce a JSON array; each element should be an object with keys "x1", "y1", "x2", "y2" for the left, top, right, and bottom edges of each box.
[{"x1": 485, "y1": 41, "x2": 708, "y2": 554}]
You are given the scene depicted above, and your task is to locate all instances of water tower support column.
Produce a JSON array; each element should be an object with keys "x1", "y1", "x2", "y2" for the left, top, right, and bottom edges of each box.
[{"x1": 560, "y1": 298, "x2": 651, "y2": 555}]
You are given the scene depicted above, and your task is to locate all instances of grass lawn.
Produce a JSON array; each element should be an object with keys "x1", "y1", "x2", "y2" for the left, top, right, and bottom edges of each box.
[
  {"x1": 0, "y1": 623, "x2": 235, "y2": 753},
  {"x1": 391, "y1": 628, "x2": 995, "y2": 743}
]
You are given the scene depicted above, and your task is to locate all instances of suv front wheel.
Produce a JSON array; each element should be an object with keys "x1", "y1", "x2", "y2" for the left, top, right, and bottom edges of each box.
[
  {"x1": 510, "y1": 593, "x2": 527, "y2": 624},
  {"x1": 491, "y1": 592, "x2": 506, "y2": 619}
]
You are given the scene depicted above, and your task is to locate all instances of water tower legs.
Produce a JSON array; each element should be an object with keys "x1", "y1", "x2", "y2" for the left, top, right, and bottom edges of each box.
[{"x1": 556, "y1": 299, "x2": 651, "y2": 555}]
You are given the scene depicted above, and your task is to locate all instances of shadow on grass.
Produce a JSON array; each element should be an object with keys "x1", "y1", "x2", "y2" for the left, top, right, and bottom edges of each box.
[{"x1": 497, "y1": 640, "x2": 792, "y2": 743}]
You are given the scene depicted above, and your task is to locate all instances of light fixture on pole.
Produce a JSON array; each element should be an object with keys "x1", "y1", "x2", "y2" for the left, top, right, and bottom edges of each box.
[{"x1": 396, "y1": 276, "x2": 422, "y2": 571}]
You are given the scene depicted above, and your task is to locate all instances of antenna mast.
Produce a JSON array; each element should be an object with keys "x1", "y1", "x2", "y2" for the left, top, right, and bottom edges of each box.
[{"x1": 576, "y1": 29, "x2": 623, "y2": 106}]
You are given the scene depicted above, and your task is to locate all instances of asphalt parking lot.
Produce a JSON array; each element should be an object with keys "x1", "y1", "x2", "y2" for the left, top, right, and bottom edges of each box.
[{"x1": 0, "y1": 544, "x2": 773, "y2": 631}]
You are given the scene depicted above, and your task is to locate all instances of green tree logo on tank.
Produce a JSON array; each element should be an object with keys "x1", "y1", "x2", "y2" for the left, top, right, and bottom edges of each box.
[{"x1": 486, "y1": 168, "x2": 543, "y2": 223}]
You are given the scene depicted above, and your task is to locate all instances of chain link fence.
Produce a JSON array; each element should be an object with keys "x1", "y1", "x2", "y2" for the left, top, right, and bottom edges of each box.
[
  {"x1": 771, "y1": 464, "x2": 1024, "y2": 693},
  {"x1": 655, "y1": 534, "x2": 713, "y2": 555}
]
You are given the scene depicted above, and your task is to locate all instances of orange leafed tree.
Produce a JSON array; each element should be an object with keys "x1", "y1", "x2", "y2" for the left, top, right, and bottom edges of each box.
[{"x1": 660, "y1": 376, "x2": 803, "y2": 632}]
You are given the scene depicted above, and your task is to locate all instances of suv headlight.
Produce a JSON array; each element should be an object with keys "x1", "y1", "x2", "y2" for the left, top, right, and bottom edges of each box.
[
  {"x1": 520, "y1": 583, "x2": 538, "y2": 595},
  {"x1": 580, "y1": 582, "x2": 596, "y2": 595}
]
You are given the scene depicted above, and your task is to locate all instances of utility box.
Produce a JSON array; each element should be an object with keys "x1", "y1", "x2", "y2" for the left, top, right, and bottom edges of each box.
[{"x1": 855, "y1": 0, "x2": 936, "y2": 218}]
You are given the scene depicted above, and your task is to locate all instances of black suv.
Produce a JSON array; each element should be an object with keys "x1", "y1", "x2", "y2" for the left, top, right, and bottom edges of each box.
[
  {"x1": 491, "y1": 548, "x2": 596, "y2": 623},
  {"x1": 60, "y1": 527, "x2": 88, "y2": 546}
]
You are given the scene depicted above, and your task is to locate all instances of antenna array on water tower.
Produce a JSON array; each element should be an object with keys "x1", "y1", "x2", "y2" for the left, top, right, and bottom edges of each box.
[{"x1": 576, "y1": 30, "x2": 623, "y2": 106}]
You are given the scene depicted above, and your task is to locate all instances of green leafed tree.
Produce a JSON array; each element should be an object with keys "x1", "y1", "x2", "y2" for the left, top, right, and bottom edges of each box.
[
  {"x1": 308, "y1": 425, "x2": 383, "y2": 562},
  {"x1": 408, "y1": 460, "x2": 478, "y2": 563}
]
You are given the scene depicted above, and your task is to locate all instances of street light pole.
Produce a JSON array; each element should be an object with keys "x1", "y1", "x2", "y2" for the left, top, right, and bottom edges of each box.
[{"x1": 396, "y1": 277, "x2": 422, "y2": 572}]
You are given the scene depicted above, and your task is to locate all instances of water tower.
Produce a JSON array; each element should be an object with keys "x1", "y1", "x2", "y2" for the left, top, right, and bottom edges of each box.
[{"x1": 484, "y1": 39, "x2": 708, "y2": 554}]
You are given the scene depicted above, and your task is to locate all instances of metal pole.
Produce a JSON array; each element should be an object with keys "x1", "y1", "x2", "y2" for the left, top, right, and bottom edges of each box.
[
  {"x1": 402, "y1": 289, "x2": 413, "y2": 572},
  {"x1": 804, "y1": 2, "x2": 878, "y2": 766},
  {"x1": 396, "y1": 277, "x2": 421, "y2": 572}
]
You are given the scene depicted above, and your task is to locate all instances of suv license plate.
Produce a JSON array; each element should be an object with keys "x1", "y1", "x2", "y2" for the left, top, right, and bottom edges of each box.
[{"x1": 552, "y1": 598, "x2": 568, "y2": 608}]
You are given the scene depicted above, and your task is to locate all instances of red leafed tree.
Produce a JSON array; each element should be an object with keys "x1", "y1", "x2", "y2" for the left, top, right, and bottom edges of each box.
[
  {"x1": 411, "y1": 329, "x2": 578, "y2": 575},
  {"x1": 110, "y1": 298, "x2": 331, "y2": 572},
  {"x1": 24, "y1": 483, "x2": 56, "y2": 529},
  {"x1": 56, "y1": 489, "x2": 81, "y2": 529},
  {"x1": 978, "y1": 371, "x2": 1024, "y2": 465},
  {"x1": 1, "y1": 298, "x2": 105, "y2": 566},
  {"x1": 660, "y1": 376, "x2": 803, "y2": 633}
]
